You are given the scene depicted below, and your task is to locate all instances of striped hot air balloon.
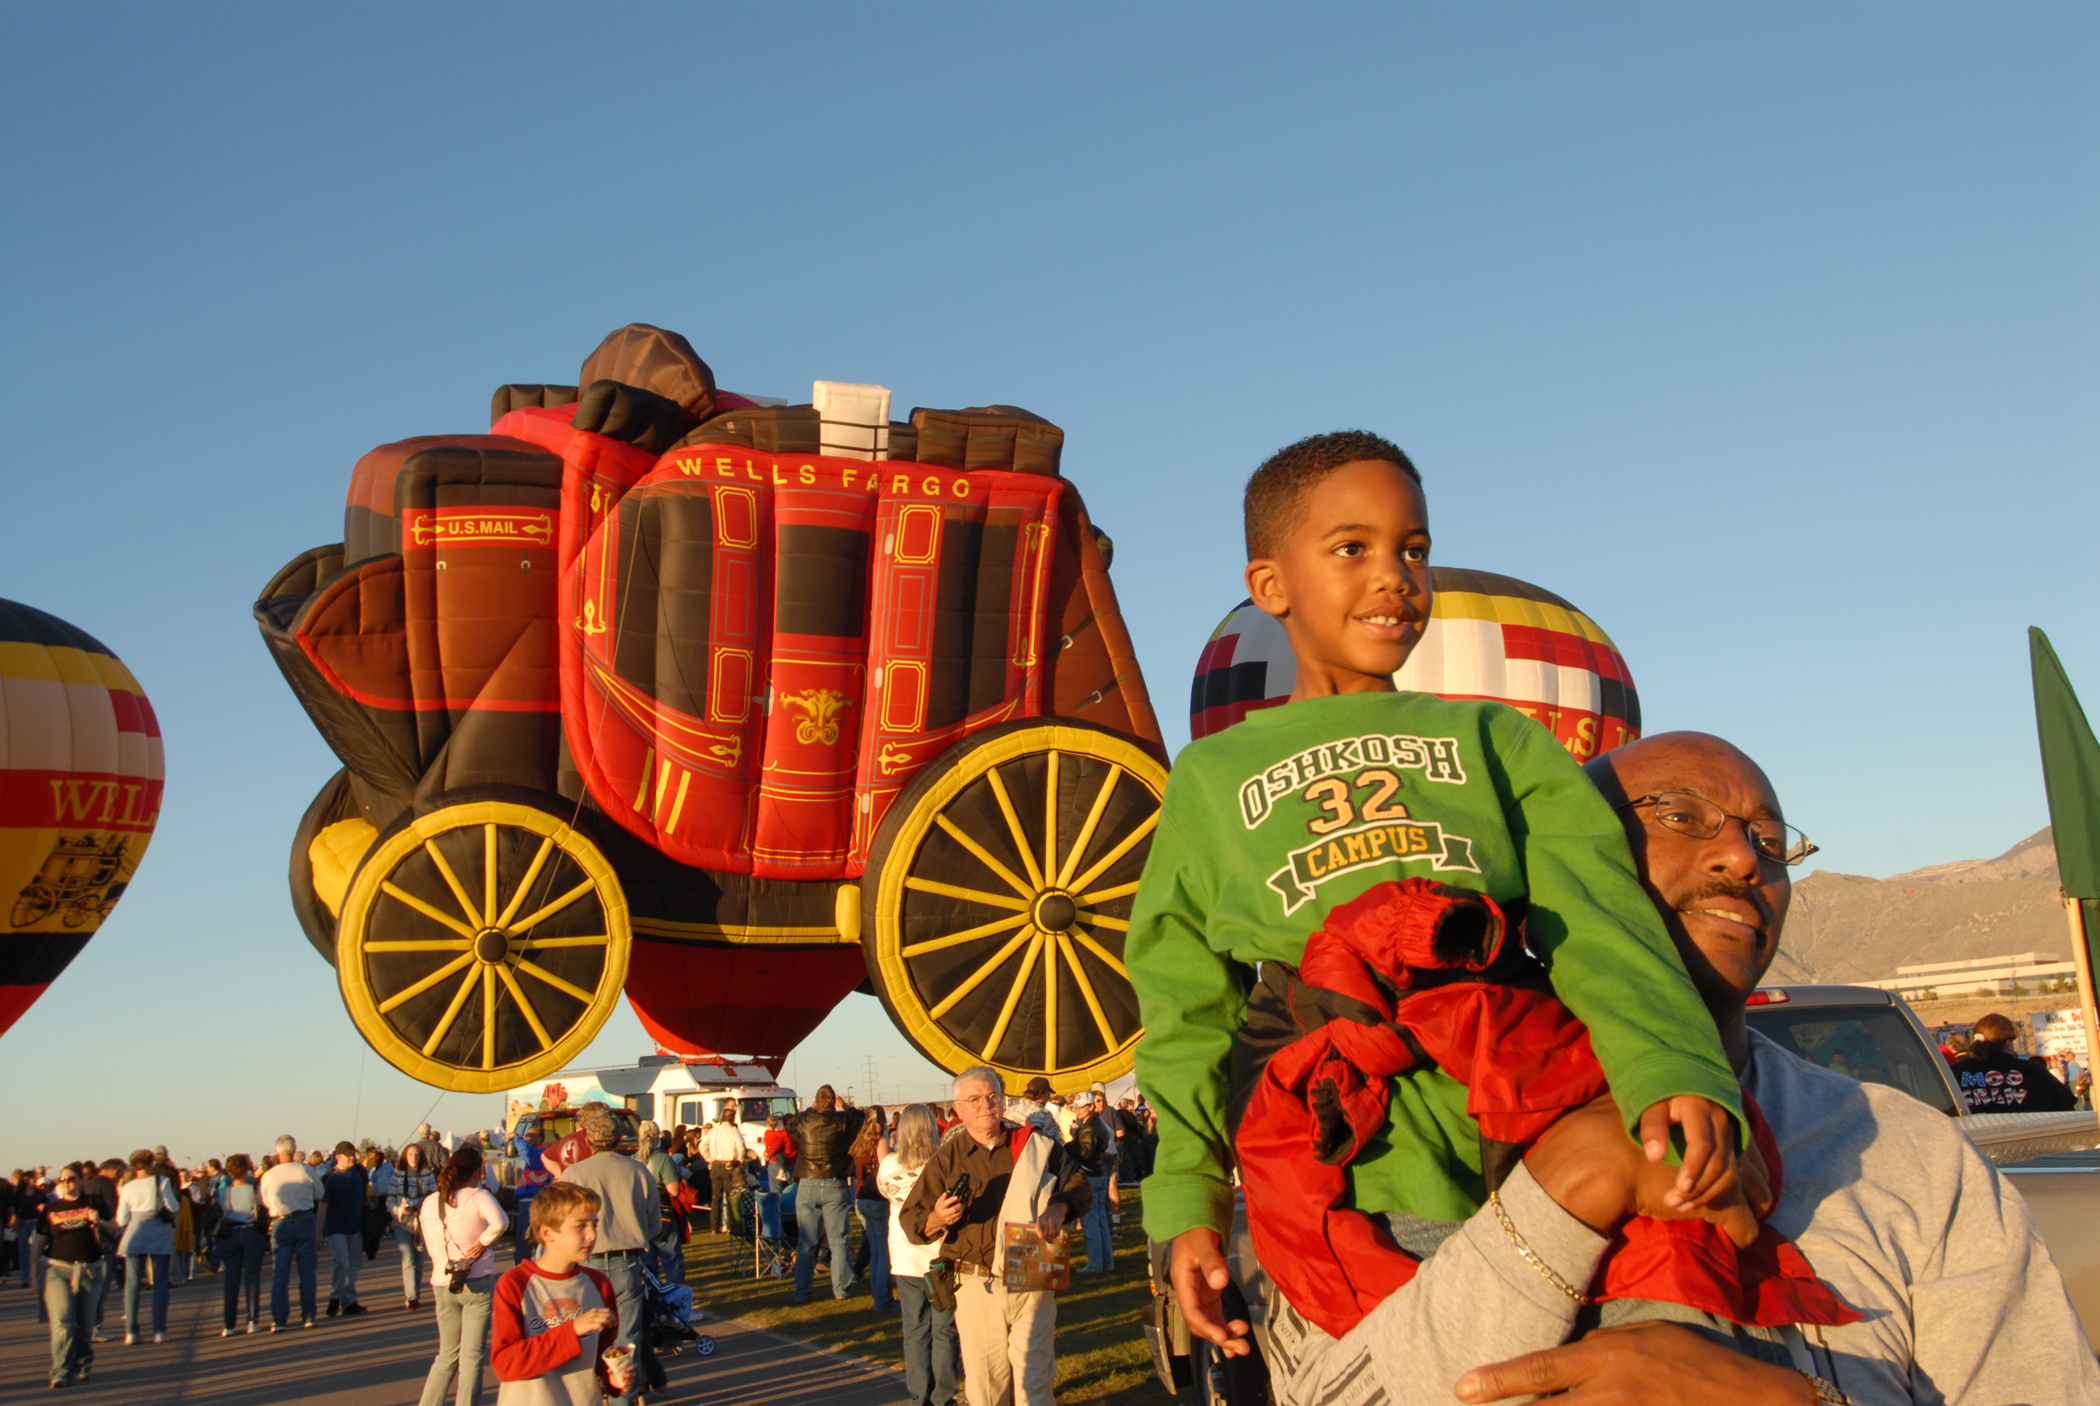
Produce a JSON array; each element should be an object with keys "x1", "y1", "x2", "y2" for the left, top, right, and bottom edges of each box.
[
  {"x1": 1190, "y1": 567, "x2": 1639, "y2": 759},
  {"x1": 0, "y1": 600, "x2": 162, "y2": 1035}
]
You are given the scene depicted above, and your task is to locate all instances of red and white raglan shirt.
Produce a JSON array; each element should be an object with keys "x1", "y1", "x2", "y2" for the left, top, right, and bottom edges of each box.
[{"x1": 491, "y1": 1260, "x2": 619, "y2": 1406}]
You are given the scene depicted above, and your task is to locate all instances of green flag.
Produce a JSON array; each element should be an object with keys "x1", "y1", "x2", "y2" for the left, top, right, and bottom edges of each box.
[
  {"x1": 2030, "y1": 628, "x2": 2100, "y2": 1045},
  {"x1": 2032, "y1": 627, "x2": 2100, "y2": 900}
]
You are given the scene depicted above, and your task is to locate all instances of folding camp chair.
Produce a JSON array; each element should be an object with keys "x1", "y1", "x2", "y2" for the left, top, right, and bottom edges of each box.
[{"x1": 730, "y1": 1190, "x2": 792, "y2": 1280}]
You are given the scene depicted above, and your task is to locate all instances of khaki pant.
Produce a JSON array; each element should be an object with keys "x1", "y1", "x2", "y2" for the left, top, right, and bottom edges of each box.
[{"x1": 952, "y1": 1272, "x2": 1055, "y2": 1406}]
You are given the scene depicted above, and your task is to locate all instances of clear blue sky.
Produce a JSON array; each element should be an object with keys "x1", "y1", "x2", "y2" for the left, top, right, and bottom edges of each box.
[{"x1": 2, "y1": 4, "x2": 2093, "y2": 1167}]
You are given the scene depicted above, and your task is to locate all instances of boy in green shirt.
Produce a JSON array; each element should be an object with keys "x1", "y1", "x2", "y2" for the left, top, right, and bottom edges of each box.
[{"x1": 1128, "y1": 431, "x2": 1744, "y2": 1347}]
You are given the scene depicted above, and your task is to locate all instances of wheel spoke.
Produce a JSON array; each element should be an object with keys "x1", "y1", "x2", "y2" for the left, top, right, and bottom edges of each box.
[
  {"x1": 980, "y1": 928, "x2": 1047, "y2": 1061},
  {"x1": 420, "y1": 966, "x2": 480, "y2": 1056},
  {"x1": 1073, "y1": 911, "x2": 1129, "y2": 932},
  {"x1": 514, "y1": 958, "x2": 596, "y2": 1006},
  {"x1": 484, "y1": 824, "x2": 500, "y2": 927},
  {"x1": 494, "y1": 837, "x2": 555, "y2": 930},
  {"x1": 901, "y1": 911, "x2": 1031, "y2": 959},
  {"x1": 1042, "y1": 926, "x2": 1059, "y2": 1071},
  {"x1": 927, "y1": 925, "x2": 1039, "y2": 1020},
  {"x1": 495, "y1": 963, "x2": 552, "y2": 1052},
  {"x1": 420, "y1": 843, "x2": 481, "y2": 931},
  {"x1": 514, "y1": 934, "x2": 610, "y2": 950},
  {"x1": 1074, "y1": 879, "x2": 1142, "y2": 907},
  {"x1": 985, "y1": 768, "x2": 1045, "y2": 890},
  {"x1": 934, "y1": 815, "x2": 1034, "y2": 901},
  {"x1": 380, "y1": 881, "x2": 478, "y2": 940},
  {"x1": 506, "y1": 878, "x2": 597, "y2": 936},
  {"x1": 1066, "y1": 811, "x2": 1159, "y2": 896},
  {"x1": 481, "y1": 965, "x2": 497, "y2": 1069},
  {"x1": 365, "y1": 940, "x2": 473, "y2": 953},
  {"x1": 1069, "y1": 925, "x2": 1129, "y2": 979},
  {"x1": 903, "y1": 878, "x2": 1029, "y2": 913},
  {"x1": 1041, "y1": 750, "x2": 1059, "y2": 892},
  {"x1": 1055, "y1": 764, "x2": 1122, "y2": 888},
  {"x1": 1057, "y1": 929, "x2": 1118, "y2": 1051},
  {"x1": 377, "y1": 952, "x2": 476, "y2": 1014}
]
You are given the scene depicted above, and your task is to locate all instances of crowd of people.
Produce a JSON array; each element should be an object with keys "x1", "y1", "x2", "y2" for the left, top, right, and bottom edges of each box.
[{"x1": 2, "y1": 1082, "x2": 1157, "y2": 1402}]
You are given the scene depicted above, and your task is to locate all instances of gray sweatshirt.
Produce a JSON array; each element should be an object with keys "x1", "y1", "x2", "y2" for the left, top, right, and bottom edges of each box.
[{"x1": 1271, "y1": 1030, "x2": 2098, "y2": 1405}]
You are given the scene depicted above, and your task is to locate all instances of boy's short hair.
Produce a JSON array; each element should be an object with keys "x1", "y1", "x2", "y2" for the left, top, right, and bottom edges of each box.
[
  {"x1": 530, "y1": 1181, "x2": 602, "y2": 1243},
  {"x1": 1244, "y1": 430, "x2": 1420, "y2": 560}
]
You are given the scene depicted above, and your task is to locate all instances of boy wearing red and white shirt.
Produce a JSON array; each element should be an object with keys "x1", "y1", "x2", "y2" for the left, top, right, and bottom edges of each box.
[{"x1": 491, "y1": 1183, "x2": 636, "y2": 1404}]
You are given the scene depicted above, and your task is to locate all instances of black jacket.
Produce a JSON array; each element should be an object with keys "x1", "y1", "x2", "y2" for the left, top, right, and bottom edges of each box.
[
  {"x1": 790, "y1": 1109, "x2": 860, "y2": 1180},
  {"x1": 1953, "y1": 1048, "x2": 2077, "y2": 1112}
]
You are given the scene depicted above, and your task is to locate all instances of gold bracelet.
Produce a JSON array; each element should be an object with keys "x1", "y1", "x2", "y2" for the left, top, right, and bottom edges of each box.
[
  {"x1": 1487, "y1": 1190, "x2": 1592, "y2": 1306},
  {"x1": 1798, "y1": 1372, "x2": 1851, "y2": 1405}
]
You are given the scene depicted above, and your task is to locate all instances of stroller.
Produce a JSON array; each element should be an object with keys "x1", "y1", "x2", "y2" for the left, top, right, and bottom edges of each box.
[{"x1": 638, "y1": 1260, "x2": 714, "y2": 1390}]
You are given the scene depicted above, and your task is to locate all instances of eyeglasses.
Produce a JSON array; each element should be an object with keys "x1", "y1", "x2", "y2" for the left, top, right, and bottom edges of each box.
[{"x1": 1615, "y1": 791, "x2": 1818, "y2": 866}]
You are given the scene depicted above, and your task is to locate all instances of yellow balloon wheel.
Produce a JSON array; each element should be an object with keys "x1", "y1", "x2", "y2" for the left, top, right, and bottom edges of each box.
[
  {"x1": 337, "y1": 799, "x2": 631, "y2": 1093},
  {"x1": 865, "y1": 722, "x2": 1166, "y2": 1096}
]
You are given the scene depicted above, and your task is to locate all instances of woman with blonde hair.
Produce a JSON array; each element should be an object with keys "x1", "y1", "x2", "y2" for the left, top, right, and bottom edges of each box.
[
  {"x1": 114, "y1": 1149, "x2": 177, "y2": 1344},
  {"x1": 878, "y1": 1106, "x2": 960, "y2": 1406},
  {"x1": 849, "y1": 1106, "x2": 894, "y2": 1310}
]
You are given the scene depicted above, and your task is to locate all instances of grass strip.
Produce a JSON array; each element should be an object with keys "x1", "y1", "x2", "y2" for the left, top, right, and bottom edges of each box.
[{"x1": 684, "y1": 1183, "x2": 1158, "y2": 1404}]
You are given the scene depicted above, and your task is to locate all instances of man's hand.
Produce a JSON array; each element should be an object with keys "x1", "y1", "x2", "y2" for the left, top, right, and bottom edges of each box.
[
  {"x1": 1453, "y1": 1321, "x2": 1815, "y2": 1403},
  {"x1": 923, "y1": 1192, "x2": 963, "y2": 1235},
  {"x1": 1637, "y1": 1095, "x2": 1738, "y2": 1211},
  {"x1": 573, "y1": 1306, "x2": 614, "y2": 1335},
  {"x1": 1036, "y1": 1203, "x2": 1067, "y2": 1241},
  {"x1": 1527, "y1": 1096, "x2": 1767, "y2": 1248},
  {"x1": 1168, "y1": 1227, "x2": 1251, "y2": 1358}
]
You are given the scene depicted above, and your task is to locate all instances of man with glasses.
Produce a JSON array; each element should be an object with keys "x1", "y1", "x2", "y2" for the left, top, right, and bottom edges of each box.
[
  {"x1": 38, "y1": 1165, "x2": 105, "y2": 1389},
  {"x1": 1258, "y1": 731, "x2": 2095, "y2": 1406},
  {"x1": 899, "y1": 1066, "x2": 1092, "y2": 1406}
]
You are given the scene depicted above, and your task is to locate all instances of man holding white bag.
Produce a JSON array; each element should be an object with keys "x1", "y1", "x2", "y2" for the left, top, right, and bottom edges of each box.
[{"x1": 898, "y1": 1065, "x2": 1092, "y2": 1406}]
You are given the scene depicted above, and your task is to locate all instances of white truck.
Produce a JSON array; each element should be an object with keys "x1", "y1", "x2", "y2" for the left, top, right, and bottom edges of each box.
[
  {"x1": 501, "y1": 1054, "x2": 800, "y2": 1153},
  {"x1": 1740, "y1": 983, "x2": 2099, "y2": 1333}
]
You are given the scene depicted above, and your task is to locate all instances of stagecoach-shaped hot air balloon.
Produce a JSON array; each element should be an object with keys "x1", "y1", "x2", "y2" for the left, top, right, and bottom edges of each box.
[
  {"x1": 1191, "y1": 567, "x2": 1640, "y2": 756},
  {"x1": 256, "y1": 325, "x2": 1165, "y2": 1095},
  {"x1": 0, "y1": 600, "x2": 163, "y2": 1034}
]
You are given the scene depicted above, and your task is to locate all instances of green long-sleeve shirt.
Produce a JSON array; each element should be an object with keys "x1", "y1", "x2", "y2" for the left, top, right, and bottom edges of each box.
[{"x1": 1128, "y1": 692, "x2": 1740, "y2": 1243}]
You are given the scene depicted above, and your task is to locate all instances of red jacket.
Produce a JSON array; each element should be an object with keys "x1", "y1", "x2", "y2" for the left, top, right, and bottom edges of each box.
[{"x1": 1235, "y1": 880, "x2": 1858, "y2": 1339}]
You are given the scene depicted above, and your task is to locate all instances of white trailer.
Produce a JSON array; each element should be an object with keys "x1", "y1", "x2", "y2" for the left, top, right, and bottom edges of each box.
[{"x1": 502, "y1": 1054, "x2": 799, "y2": 1152}]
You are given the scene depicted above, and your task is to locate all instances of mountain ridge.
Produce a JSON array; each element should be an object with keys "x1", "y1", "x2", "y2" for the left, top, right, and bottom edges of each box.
[{"x1": 1768, "y1": 828, "x2": 2074, "y2": 986}]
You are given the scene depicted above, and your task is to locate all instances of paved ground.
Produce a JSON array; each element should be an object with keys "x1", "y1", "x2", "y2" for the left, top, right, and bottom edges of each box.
[{"x1": 0, "y1": 1243, "x2": 911, "y2": 1404}]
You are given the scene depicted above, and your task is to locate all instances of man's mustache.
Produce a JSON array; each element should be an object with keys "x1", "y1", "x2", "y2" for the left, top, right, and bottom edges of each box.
[{"x1": 1674, "y1": 878, "x2": 1775, "y2": 934}]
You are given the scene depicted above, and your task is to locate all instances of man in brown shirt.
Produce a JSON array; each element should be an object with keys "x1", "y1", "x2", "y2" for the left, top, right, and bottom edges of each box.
[{"x1": 899, "y1": 1066, "x2": 1090, "y2": 1406}]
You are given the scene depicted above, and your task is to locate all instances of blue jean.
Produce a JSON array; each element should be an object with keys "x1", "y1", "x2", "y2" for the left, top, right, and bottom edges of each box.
[
  {"x1": 896, "y1": 1274, "x2": 962, "y2": 1406},
  {"x1": 648, "y1": 1227, "x2": 686, "y2": 1289},
  {"x1": 583, "y1": 1254, "x2": 643, "y2": 1403},
  {"x1": 43, "y1": 1259, "x2": 101, "y2": 1385},
  {"x1": 1081, "y1": 1174, "x2": 1113, "y2": 1271},
  {"x1": 122, "y1": 1253, "x2": 170, "y2": 1336},
  {"x1": 395, "y1": 1222, "x2": 427, "y2": 1302},
  {"x1": 794, "y1": 1178, "x2": 855, "y2": 1301},
  {"x1": 856, "y1": 1198, "x2": 894, "y2": 1308},
  {"x1": 271, "y1": 1209, "x2": 318, "y2": 1325},
  {"x1": 416, "y1": 1273, "x2": 493, "y2": 1406},
  {"x1": 326, "y1": 1230, "x2": 361, "y2": 1305},
  {"x1": 220, "y1": 1223, "x2": 264, "y2": 1328}
]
